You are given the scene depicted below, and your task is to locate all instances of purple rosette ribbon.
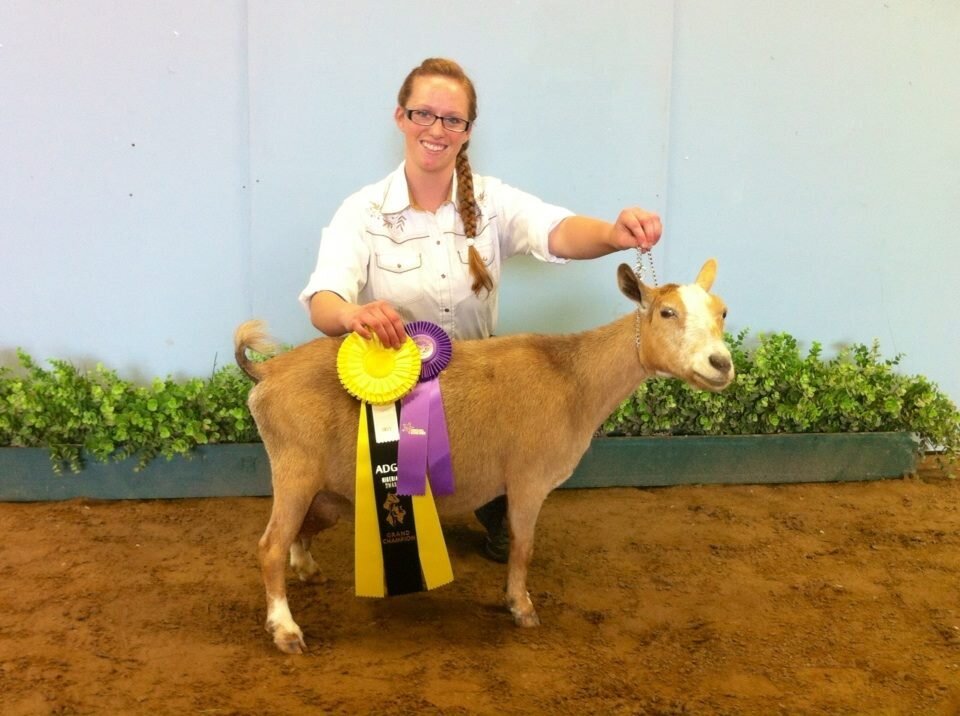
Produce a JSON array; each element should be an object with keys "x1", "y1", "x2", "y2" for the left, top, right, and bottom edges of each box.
[{"x1": 397, "y1": 321, "x2": 455, "y2": 496}]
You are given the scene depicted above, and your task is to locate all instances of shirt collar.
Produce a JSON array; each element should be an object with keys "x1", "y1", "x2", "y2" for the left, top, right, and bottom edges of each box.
[{"x1": 381, "y1": 161, "x2": 457, "y2": 214}]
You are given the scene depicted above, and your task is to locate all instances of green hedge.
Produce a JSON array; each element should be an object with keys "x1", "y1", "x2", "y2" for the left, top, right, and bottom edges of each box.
[
  {"x1": 603, "y1": 331, "x2": 959, "y2": 464},
  {"x1": 0, "y1": 351, "x2": 257, "y2": 472},
  {"x1": 1, "y1": 330, "x2": 958, "y2": 473}
]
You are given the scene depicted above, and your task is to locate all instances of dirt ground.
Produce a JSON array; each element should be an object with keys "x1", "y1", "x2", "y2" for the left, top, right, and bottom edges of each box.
[{"x1": 1, "y1": 458, "x2": 958, "y2": 716}]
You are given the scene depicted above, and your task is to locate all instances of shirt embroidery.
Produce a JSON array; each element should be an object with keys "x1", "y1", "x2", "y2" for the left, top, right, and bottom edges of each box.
[{"x1": 368, "y1": 200, "x2": 407, "y2": 237}]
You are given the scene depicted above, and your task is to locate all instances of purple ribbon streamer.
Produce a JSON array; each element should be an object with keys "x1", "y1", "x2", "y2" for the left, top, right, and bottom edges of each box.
[
  {"x1": 397, "y1": 379, "x2": 454, "y2": 496},
  {"x1": 425, "y1": 380, "x2": 453, "y2": 494}
]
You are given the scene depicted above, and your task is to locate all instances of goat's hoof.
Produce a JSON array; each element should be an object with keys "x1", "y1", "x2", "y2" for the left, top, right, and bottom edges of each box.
[
  {"x1": 514, "y1": 612, "x2": 541, "y2": 628},
  {"x1": 267, "y1": 621, "x2": 307, "y2": 654},
  {"x1": 510, "y1": 608, "x2": 541, "y2": 628},
  {"x1": 290, "y1": 556, "x2": 321, "y2": 583},
  {"x1": 274, "y1": 631, "x2": 307, "y2": 654},
  {"x1": 294, "y1": 569, "x2": 321, "y2": 583}
]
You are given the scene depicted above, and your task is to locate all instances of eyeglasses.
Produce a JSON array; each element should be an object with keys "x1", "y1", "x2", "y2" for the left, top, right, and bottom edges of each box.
[{"x1": 404, "y1": 108, "x2": 471, "y2": 133}]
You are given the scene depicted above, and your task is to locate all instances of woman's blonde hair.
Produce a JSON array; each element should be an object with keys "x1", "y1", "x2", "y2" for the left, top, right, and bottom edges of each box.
[{"x1": 398, "y1": 58, "x2": 493, "y2": 296}]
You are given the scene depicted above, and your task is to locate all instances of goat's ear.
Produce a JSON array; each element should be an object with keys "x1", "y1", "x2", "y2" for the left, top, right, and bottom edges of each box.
[
  {"x1": 695, "y1": 258, "x2": 718, "y2": 292},
  {"x1": 617, "y1": 263, "x2": 651, "y2": 309}
]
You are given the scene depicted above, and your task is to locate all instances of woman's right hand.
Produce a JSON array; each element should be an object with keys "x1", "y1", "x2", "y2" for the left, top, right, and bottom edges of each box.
[
  {"x1": 309, "y1": 292, "x2": 408, "y2": 349},
  {"x1": 343, "y1": 299, "x2": 407, "y2": 349}
]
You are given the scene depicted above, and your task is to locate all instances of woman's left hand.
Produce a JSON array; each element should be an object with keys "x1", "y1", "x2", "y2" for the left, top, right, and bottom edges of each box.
[{"x1": 612, "y1": 208, "x2": 662, "y2": 251}]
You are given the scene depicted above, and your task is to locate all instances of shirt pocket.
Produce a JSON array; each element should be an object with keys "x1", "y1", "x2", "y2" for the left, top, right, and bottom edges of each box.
[
  {"x1": 372, "y1": 249, "x2": 424, "y2": 305},
  {"x1": 456, "y1": 237, "x2": 495, "y2": 267}
]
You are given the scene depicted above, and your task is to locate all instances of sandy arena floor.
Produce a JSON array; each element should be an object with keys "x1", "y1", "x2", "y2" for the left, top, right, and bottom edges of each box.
[{"x1": 1, "y1": 458, "x2": 958, "y2": 715}]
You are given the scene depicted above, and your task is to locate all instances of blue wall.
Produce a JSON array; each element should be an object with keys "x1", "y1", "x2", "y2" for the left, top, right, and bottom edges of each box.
[{"x1": 1, "y1": 1, "x2": 957, "y2": 404}]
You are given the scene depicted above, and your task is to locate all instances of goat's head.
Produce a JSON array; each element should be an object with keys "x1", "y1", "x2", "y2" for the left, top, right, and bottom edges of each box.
[{"x1": 617, "y1": 259, "x2": 734, "y2": 392}]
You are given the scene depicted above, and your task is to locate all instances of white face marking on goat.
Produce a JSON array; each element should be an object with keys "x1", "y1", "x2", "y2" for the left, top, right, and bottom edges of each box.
[
  {"x1": 677, "y1": 284, "x2": 715, "y2": 345},
  {"x1": 676, "y1": 283, "x2": 733, "y2": 390}
]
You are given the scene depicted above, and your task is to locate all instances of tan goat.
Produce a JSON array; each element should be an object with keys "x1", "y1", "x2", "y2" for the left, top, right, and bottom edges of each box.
[{"x1": 235, "y1": 260, "x2": 733, "y2": 653}]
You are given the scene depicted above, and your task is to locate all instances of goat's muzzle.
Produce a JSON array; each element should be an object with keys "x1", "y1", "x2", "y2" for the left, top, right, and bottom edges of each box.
[{"x1": 692, "y1": 351, "x2": 735, "y2": 392}]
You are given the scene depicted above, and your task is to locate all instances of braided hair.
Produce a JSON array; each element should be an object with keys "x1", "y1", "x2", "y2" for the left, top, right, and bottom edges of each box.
[{"x1": 398, "y1": 58, "x2": 493, "y2": 296}]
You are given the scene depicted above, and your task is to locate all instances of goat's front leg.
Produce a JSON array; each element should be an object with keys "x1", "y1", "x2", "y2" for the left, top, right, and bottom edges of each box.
[
  {"x1": 504, "y1": 495, "x2": 544, "y2": 628},
  {"x1": 259, "y1": 489, "x2": 313, "y2": 653}
]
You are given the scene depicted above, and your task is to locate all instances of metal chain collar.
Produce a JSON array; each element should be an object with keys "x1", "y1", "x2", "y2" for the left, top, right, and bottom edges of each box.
[
  {"x1": 634, "y1": 246, "x2": 658, "y2": 348},
  {"x1": 634, "y1": 246, "x2": 658, "y2": 287}
]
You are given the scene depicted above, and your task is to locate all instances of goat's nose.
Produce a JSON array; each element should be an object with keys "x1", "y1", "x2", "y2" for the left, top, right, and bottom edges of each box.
[{"x1": 710, "y1": 353, "x2": 732, "y2": 374}]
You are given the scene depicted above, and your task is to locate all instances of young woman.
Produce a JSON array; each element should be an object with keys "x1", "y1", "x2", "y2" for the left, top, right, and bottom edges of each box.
[{"x1": 300, "y1": 58, "x2": 662, "y2": 561}]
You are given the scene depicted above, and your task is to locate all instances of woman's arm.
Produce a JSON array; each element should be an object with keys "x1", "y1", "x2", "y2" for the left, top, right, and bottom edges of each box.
[
  {"x1": 547, "y1": 208, "x2": 662, "y2": 259},
  {"x1": 309, "y1": 290, "x2": 407, "y2": 349}
]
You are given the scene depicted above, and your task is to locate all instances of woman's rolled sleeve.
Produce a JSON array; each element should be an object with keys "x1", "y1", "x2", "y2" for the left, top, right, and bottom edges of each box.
[
  {"x1": 490, "y1": 179, "x2": 574, "y2": 263},
  {"x1": 298, "y1": 201, "x2": 370, "y2": 312}
]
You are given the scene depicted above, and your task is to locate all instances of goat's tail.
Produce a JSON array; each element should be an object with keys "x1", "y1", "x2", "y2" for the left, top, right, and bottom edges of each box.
[{"x1": 233, "y1": 320, "x2": 278, "y2": 383}]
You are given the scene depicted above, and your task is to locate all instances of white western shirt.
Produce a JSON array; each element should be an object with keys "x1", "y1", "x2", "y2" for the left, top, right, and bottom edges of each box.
[{"x1": 299, "y1": 162, "x2": 573, "y2": 339}]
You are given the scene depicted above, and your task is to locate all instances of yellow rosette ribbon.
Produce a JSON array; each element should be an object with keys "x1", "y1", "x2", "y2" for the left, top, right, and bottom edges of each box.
[
  {"x1": 337, "y1": 332, "x2": 422, "y2": 405},
  {"x1": 337, "y1": 332, "x2": 453, "y2": 597}
]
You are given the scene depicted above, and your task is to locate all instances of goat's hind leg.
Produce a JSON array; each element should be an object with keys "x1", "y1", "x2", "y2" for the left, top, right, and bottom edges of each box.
[
  {"x1": 504, "y1": 494, "x2": 545, "y2": 628},
  {"x1": 289, "y1": 536, "x2": 320, "y2": 582},
  {"x1": 259, "y1": 485, "x2": 314, "y2": 654},
  {"x1": 289, "y1": 491, "x2": 345, "y2": 583}
]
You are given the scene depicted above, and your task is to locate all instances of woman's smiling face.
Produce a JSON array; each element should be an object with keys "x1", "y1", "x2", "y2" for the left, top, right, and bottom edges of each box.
[{"x1": 395, "y1": 75, "x2": 473, "y2": 177}]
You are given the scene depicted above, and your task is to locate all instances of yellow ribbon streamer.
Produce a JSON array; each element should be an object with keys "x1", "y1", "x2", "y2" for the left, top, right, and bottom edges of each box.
[
  {"x1": 354, "y1": 401, "x2": 453, "y2": 597},
  {"x1": 413, "y1": 480, "x2": 454, "y2": 590},
  {"x1": 354, "y1": 403, "x2": 385, "y2": 597}
]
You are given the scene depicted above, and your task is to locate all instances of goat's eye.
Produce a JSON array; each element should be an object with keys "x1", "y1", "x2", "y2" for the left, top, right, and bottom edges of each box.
[{"x1": 660, "y1": 308, "x2": 677, "y2": 319}]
